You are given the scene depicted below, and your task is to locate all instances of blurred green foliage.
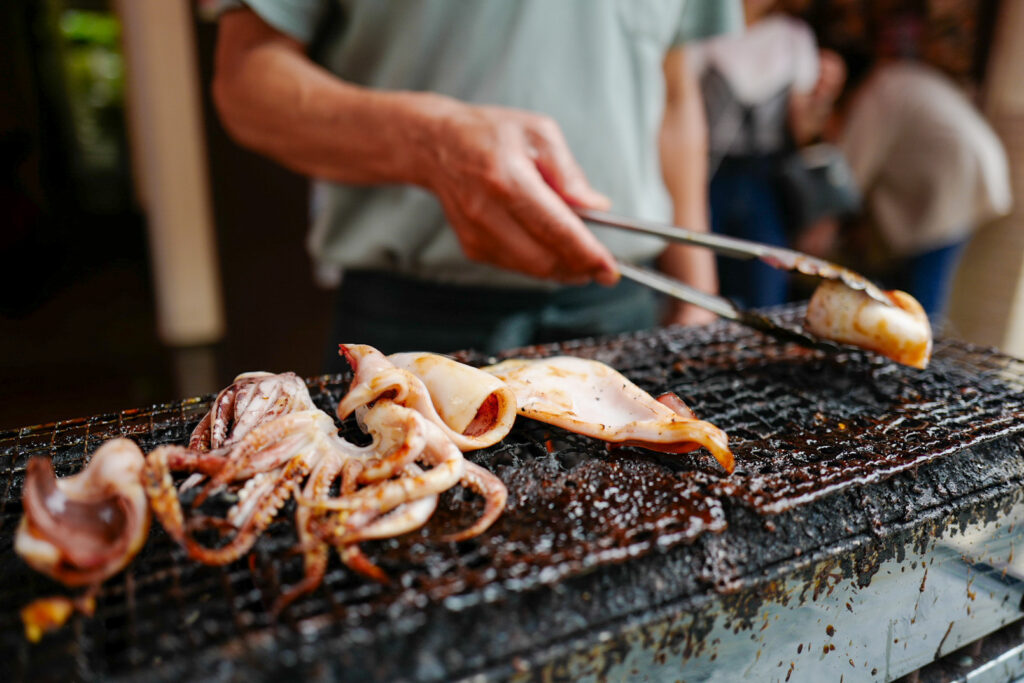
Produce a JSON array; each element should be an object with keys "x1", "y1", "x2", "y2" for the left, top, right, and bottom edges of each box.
[
  {"x1": 55, "y1": 6, "x2": 129, "y2": 209},
  {"x1": 60, "y1": 8, "x2": 120, "y2": 46}
]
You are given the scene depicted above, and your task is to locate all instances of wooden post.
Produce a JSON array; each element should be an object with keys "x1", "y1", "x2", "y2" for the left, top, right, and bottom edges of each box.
[{"x1": 116, "y1": 0, "x2": 224, "y2": 347}]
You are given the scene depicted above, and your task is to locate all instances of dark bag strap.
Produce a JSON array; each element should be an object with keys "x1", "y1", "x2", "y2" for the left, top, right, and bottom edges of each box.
[{"x1": 776, "y1": 143, "x2": 861, "y2": 232}]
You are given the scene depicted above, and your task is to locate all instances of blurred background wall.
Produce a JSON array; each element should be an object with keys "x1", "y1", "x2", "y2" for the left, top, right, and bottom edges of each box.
[
  {"x1": 0, "y1": 0, "x2": 327, "y2": 428},
  {"x1": 0, "y1": 0, "x2": 1020, "y2": 429}
]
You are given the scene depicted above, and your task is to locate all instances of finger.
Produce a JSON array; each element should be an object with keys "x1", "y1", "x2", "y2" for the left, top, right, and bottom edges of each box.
[
  {"x1": 446, "y1": 203, "x2": 571, "y2": 282},
  {"x1": 438, "y1": 173, "x2": 584, "y2": 283},
  {"x1": 526, "y1": 119, "x2": 611, "y2": 210},
  {"x1": 505, "y1": 165, "x2": 619, "y2": 285},
  {"x1": 458, "y1": 205, "x2": 603, "y2": 285}
]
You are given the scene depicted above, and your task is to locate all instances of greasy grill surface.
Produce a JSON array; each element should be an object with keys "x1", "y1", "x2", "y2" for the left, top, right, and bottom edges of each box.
[{"x1": 3, "y1": 312, "x2": 1024, "y2": 681}]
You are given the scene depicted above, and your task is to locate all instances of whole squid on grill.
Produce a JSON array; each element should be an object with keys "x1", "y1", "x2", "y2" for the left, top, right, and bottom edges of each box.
[
  {"x1": 15, "y1": 438, "x2": 151, "y2": 641},
  {"x1": 484, "y1": 356, "x2": 734, "y2": 473},
  {"x1": 143, "y1": 364, "x2": 508, "y2": 613},
  {"x1": 805, "y1": 280, "x2": 933, "y2": 369},
  {"x1": 144, "y1": 408, "x2": 341, "y2": 566}
]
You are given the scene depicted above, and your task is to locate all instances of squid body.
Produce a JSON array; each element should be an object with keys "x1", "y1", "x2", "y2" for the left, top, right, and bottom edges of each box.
[
  {"x1": 806, "y1": 280, "x2": 933, "y2": 369},
  {"x1": 484, "y1": 356, "x2": 734, "y2": 473}
]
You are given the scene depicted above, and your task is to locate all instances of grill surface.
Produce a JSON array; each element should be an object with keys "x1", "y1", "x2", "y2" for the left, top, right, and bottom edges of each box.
[{"x1": 3, "y1": 311, "x2": 1024, "y2": 681}]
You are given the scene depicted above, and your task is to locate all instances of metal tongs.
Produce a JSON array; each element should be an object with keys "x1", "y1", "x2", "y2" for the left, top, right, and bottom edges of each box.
[{"x1": 576, "y1": 208, "x2": 894, "y2": 351}]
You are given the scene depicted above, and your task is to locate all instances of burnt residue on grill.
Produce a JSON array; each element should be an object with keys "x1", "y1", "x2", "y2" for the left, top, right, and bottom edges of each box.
[
  {"x1": 477, "y1": 319, "x2": 1024, "y2": 517},
  {"x1": 3, "y1": 312, "x2": 1024, "y2": 681}
]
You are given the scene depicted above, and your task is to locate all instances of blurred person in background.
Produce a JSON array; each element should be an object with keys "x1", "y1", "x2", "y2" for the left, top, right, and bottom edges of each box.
[
  {"x1": 826, "y1": 58, "x2": 1011, "y2": 321},
  {"x1": 688, "y1": 0, "x2": 847, "y2": 308},
  {"x1": 798, "y1": 1, "x2": 1012, "y2": 323},
  {"x1": 210, "y1": 1, "x2": 742, "y2": 368}
]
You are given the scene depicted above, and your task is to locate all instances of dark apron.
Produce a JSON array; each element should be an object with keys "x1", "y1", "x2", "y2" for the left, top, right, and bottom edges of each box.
[{"x1": 323, "y1": 269, "x2": 659, "y2": 371}]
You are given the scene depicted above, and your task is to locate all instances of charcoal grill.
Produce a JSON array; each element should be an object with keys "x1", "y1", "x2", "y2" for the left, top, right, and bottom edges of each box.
[{"x1": 3, "y1": 306, "x2": 1024, "y2": 681}]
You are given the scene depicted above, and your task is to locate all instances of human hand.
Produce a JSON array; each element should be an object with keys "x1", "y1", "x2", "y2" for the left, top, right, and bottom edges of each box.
[
  {"x1": 419, "y1": 102, "x2": 619, "y2": 285},
  {"x1": 656, "y1": 244, "x2": 718, "y2": 327},
  {"x1": 814, "y1": 49, "x2": 847, "y2": 103}
]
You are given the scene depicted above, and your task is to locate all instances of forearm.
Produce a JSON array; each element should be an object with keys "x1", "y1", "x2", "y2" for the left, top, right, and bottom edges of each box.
[
  {"x1": 213, "y1": 10, "x2": 619, "y2": 285},
  {"x1": 658, "y1": 87, "x2": 708, "y2": 232},
  {"x1": 788, "y1": 91, "x2": 832, "y2": 146},
  {"x1": 213, "y1": 12, "x2": 449, "y2": 187},
  {"x1": 657, "y1": 48, "x2": 718, "y2": 314},
  {"x1": 657, "y1": 112, "x2": 716, "y2": 295},
  {"x1": 789, "y1": 50, "x2": 847, "y2": 147}
]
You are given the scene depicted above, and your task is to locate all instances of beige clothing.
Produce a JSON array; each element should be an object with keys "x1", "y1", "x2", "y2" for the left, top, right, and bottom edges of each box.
[{"x1": 840, "y1": 62, "x2": 1012, "y2": 256}]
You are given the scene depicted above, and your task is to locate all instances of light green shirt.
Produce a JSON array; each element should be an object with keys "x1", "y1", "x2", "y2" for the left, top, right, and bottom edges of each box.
[{"x1": 235, "y1": 0, "x2": 742, "y2": 288}]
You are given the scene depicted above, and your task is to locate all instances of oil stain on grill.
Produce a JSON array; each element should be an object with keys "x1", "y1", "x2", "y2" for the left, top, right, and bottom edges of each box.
[{"x1": 3, "y1": 308, "x2": 1024, "y2": 681}]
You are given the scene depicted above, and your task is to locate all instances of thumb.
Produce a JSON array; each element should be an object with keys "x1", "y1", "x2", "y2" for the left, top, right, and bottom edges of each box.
[
  {"x1": 563, "y1": 180, "x2": 612, "y2": 211},
  {"x1": 551, "y1": 164, "x2": 611, "y2": 210},
  {"x1": 528, "y1": 124, "x2": 611, "y2": 210}
]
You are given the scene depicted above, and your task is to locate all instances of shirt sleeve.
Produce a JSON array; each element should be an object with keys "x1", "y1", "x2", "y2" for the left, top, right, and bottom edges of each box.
[
  {"x1": 684, "y1": 40, "x2": 708, "y2": 77},
  {"x1": 672, "y1": 0, "x2": 743, "y2": 46},
  {"x1": 207, "y1": 0, "x2": 327, "y2": 44},
  {"x1": 790, "y1": 21, "x2": 820, "y2": 94}
]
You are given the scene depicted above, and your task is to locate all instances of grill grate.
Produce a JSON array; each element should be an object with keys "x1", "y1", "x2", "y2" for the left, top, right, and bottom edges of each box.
[{"x1": 4, "y1": 312, "x2": 1024, "y2": 680}]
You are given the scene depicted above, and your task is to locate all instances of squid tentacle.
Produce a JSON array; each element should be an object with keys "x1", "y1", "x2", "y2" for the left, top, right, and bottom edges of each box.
[
  {"x1": 192, "y1": 411, "x2": 331, "y2": 506},
  {"x1": 272, "y1": 542, "x2": 329, "y2": 616},
  {"x1": 338, "y1": 545, "x2": 389, "y2": 584},
  {"x1": 354, "y1": 403, "x2": 428, "y2": 484},
  {"x1": 296, "y1": 417, "x2": 465, "y2": 514},
  {"x1": 181, "y1": 458, "x2": 311, "y2": 566},
  {"x1": 275, "y1": 451, "x2": 346, "y2": 613},
  {"x1": 441, "y1": 461, "x2": 508, "y2": 542}
]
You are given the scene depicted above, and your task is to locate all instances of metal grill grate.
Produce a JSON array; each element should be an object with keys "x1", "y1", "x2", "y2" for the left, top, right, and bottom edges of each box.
[{"x1": 4, "y1": 312, "x2": 1024, "y2": 680}]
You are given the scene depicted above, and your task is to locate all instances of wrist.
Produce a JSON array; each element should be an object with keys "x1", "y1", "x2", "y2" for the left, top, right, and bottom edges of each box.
[{"x1": 393, "y1": 92, "x2": 467, "y2": 189}]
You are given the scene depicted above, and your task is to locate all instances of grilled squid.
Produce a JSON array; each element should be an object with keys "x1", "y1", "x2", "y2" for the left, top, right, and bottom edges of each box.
[
  {"x1": 16, "y1": 438, "x2": 150, "y2": 587},
  {"x1": 484, "y1": 356, "x2": 734, "y2": 473},
  {"x1": 388, "y1": 351, "x2": 517, "y2": 449},
  {"x1": 805, "y1": 280, "x2": 933, "y2": 369},
  {"x1": 189, "y1": 371, "x2": 316, "y2": 452},
  {"x1": 339, "y1": 345, "x2": 517, "y2": 451}
]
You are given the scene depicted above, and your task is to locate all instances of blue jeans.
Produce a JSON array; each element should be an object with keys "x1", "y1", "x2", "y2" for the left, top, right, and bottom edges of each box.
[
  {"x1": 885, "y1": 240, "x2": 967, "y2": 321},
  {"x1": 710, "y1": 156, "x2": 791, "y2": 309}
]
